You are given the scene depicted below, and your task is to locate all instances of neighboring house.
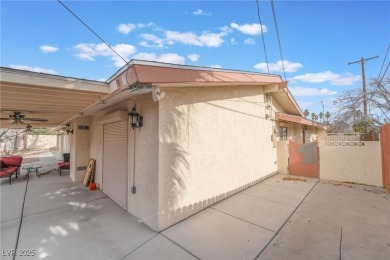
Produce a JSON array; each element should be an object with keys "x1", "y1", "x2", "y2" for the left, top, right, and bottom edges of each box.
[{"x1": 0, "y1": 61, "x2": 326, "y2": 231}]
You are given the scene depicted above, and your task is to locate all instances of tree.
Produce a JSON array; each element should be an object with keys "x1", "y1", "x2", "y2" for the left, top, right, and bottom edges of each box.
[
  {"x1": 319, "y1": 112, "x2": 324, "y2": 123},
  {"x1": 325, "y1": 111, "x2": 331, "y2": 124},
  {"x1": 332, "y1": 76, "x2": 389, "y2": 132},
  {"x1": 311, "y1": 112, "x2": 317, "y2": 121},
  {"x1": 303, "y1": 109, "x2": 310, "y2": 118}
]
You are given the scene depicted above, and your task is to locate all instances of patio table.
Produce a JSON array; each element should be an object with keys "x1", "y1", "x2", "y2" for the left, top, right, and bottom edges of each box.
[{"x1": 22, "y1": 164, "x2": 42, "y2": 179}]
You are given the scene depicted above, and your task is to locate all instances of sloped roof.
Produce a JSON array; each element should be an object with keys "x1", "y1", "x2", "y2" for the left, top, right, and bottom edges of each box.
[
  {"x1": 275, "y1": 113, "x2": 327, "y2": 130},
  {"x1": 1, "y1": 60, "x2": 305, "y2": 129}
]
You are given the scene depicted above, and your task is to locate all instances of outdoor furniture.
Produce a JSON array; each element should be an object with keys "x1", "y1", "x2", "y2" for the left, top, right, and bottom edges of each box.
[
  {"x1": 0, "y1": 156, "x2": 23, "y2": 185},
  {"x1": 22, "y1": 164, "x2": 43, "y2": 179},
  {"x1": 58, "y1": 153, "x2": 70, "y2": 176}
]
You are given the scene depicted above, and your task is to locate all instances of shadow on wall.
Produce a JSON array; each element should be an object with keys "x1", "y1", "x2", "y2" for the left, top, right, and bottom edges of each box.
[
  {"x1": 161, "y1": 104, "x2": 191, "y2": 216},
  {"x1": 159, "y1": 86, "x2": 271, "y2": 229}
]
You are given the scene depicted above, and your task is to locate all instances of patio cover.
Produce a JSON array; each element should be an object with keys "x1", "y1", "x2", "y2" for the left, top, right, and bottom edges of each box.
[{"x1": 0, "y1": 67, "x2": 109, "y2": 129}]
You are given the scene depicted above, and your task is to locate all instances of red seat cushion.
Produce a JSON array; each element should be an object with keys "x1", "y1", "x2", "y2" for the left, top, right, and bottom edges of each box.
[
  {"x1": 2, "y1": 156, "x2": 23, "y2": 167},
  {"x1": 0, "y1": 167, "x2": 18, "y2": 177},
  {"x1": 58, "y1": 162, "x2": 70, "y2": 168}
]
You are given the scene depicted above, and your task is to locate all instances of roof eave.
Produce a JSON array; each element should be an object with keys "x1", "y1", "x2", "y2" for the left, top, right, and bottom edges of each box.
[{"x1": 275, "y1": 113, "x2": 328, "y2": 130}]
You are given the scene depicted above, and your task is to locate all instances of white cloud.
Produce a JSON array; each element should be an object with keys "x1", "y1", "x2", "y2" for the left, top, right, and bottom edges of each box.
[
  {"x1": 10, "y1": 65, "x2": 58, "y2": 74},
  {"x1": 291, "y1": 71, "x2": 361, "y2": 86},
  {"x1": 254, "y1": 60, "x2": 303, "y2": 73},
  {"x1": 297, "y1": 101, "x2": 314, "y2": 109},
  {"x1": 133, "y1": 52, "x2": 185, "y2": 65},
  {"x1": 165, "y1": 30, "x2": 225, "y2": 48},
  {"x1": 137, "y1": 22, "x2": 155, "y2": 28},
  {"x1": 40, "y1": 45, "x2": 58, "y2": 53},
  {"x1": 220, "y1": 26, "x2": 233, "y2": 34},
  {"x1": 244, "y1": 38, "x2": 256, "y2": 45},
  {"x1": 230, "y1": 22, "x2": 267, "y2": 36},
  {"x1": 188, "y1": 53, "x2": 200, "y2": 62},
  {"x1": 230, "y1": 38, "x2": 237, "y2": 45},
  {"x1": 139, "y1": 34, "x2": 164, "y2": 48},
  {"x1": 209, "y1": 64, "x2": 222, "y2": 68},
  {"x1": 193, "y1": 9, "x2": 212, "y2": 16},
  {"x1": 199, "y1": 32, "x2": 224, "y2": 47},
  {"x1": 289, "y1": 87, "x2": 337, "y2": 96},
  {"x1": 117, "y1": 23, "x2": 136, "y2": 34},
  {"x1": 74, "y1": 43, "x2": 136, "y2": 67}
]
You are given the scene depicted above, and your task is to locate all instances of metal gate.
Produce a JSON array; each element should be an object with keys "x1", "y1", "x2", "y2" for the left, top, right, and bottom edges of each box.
[
  {"x1": 288, "y1": 140, "x2": 319, "y2": 178},
  {"x1": 380, "y1": 124, "x2": 390, "y2": 193}
]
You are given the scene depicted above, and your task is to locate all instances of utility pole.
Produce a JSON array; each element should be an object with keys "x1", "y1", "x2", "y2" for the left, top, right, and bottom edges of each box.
[{"x1": 348, "y1": 55, "x2": 378, "y2": 132}]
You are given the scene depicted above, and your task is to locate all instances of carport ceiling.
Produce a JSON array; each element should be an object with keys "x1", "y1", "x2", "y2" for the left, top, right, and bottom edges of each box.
[{"x1": 0, "y1": 68, "x2": 109, "y2": 129}]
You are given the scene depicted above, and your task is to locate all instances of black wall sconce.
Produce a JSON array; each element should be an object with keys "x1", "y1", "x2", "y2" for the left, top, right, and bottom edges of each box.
[
  {"x1": 129, "y1": 106, "x2": 143, "y2": 130},
  {"x1": 65, "y1": 122, "x2": 73, "y2": 134}
]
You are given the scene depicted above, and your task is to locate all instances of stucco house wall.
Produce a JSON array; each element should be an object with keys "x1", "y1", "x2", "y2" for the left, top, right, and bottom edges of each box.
[
  {"x1": 89, "y1": 94, "x2": 160, "y2": 230},
  {"x1": 127, "y1": 94, "x2": 160, "y2": 230},
  {"x1": 70, "y1": 117, "x2": 91, "y2": 181},
  {"x1": 157, "y1": 85, "x2": 278, "y2": 230}
]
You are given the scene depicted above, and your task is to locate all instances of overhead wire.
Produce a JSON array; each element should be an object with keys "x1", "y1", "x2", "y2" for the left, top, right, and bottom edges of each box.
[
  {"x1": 379, "y1": 61, "x2": 390, "y2": 84},
  {"x1": 270, "y1": 0, "x2": 287, "y2": 80},
  {"x1": 378, "y1": 43, "x2": 390, "y2": 79},
  {"x1": 256, "y1": 0, "x2": 270, "y2": 74},
  {"x1": 57, "y1": 0, "x2": 128, "y2": 65}
]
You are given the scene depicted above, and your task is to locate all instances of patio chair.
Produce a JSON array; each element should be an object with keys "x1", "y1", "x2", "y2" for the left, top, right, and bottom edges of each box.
[
  {"x1": 58, "y1": 153, "x2": 70, "y2": 176},
  {"x1": 0, "y1": 156, "x2": 23, "y2": 184}
]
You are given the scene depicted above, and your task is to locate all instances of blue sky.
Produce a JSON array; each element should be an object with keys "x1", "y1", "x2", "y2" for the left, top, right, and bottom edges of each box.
[{"x1": 1, "y1": 0, "x2": 389, "y2": 116}]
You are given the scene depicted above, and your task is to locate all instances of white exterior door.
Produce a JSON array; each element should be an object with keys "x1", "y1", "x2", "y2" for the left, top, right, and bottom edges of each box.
[{"x1": 103, "y1": 121, "x2": 128, "y2": 209}]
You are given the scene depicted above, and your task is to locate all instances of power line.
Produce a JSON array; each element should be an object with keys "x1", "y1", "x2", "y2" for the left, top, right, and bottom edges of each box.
[
  {"x1": 379, "y1": 61, "x2": 389, "y2": 84},
  {"x1": 255, "y1": 0, "x2": 269, "y2": 74},
  {"x1": 270, "y1": 0, "x2": 286, "y2": 81},
  {"x1": 378, "y1": 43, "x2": 390, "y2": 79},
  {"x1": 57, "y1": 0, "x2": 128, "y2": 65}
]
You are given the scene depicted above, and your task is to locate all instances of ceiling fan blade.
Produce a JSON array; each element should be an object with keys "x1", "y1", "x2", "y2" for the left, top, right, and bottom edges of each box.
[
  {"x1": 0, "y1": 118, "x2": 11, "y2": 120},
  {"x1": 24, "y1": 118, "x2": 48, "y2": 122}
]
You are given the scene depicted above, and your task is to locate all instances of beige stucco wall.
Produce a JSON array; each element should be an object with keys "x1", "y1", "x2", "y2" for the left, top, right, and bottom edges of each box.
[
  {"x1": 319, "y1": 141, "x2": 382, "y2": 186},
  {"x1": 157, "y1": 86, "x2": 277, "y2": 230},
  {"x1": 276, "y1": 120, "x2": 325, "y2": 143},
  {"x1": 89, "y1": 94, "x2": 160, "y2": 230},
  {"x1": 26, "y1": 135, "x2": 57, "y2": 149},
  {"x1": 127, "y1": 94, "x2": 159, "y2": 230},
  {"x1": 70, "y1": 117, "x2": 91, "y2": 182},
  {"x1": 276, "y1": 141, "x2": 289, "y2": 175}
]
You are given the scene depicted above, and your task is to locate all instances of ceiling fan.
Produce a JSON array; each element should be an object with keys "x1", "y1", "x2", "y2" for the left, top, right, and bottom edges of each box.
[{"x1": 0, "y1": 111, "x2": 48, "y2": 125}]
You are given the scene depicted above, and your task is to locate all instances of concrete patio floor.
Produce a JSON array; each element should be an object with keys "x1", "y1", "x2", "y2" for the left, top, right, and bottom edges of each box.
[{"x1": 1, "y1": 150, "x2": 389, "y2": 260}]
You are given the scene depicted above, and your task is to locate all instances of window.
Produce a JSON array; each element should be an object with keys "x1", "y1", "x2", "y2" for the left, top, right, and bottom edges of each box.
[{"x1": 279, "y1": 126, "x2": 288, "y2": 141}]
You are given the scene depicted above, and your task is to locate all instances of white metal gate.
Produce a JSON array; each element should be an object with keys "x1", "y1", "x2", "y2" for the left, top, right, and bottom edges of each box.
[{"x1": 103, "y1": 121, "x2": 128, "y2": 209}]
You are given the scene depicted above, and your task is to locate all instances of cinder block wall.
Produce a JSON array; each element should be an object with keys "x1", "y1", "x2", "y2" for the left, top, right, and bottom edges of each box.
[{"x1": 319, "y1": 141, "x2": 382, "y2": 186}]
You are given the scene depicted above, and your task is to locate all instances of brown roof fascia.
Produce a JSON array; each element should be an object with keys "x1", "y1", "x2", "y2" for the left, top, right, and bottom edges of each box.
[
  {"x1": 110, "y1": 61, "x2": 283, "y2": 90},
  {"x1": 275, "y1": 113, "x2": 327, "y2": 130}
]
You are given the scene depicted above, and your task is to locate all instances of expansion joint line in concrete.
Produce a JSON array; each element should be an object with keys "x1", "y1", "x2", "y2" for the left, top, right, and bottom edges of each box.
[
  {"x1": 339, "y1": 227, "x2": 343, "y2": 260},
  {"x1": 13, "y1": 174, "x2": 30, "y2": 260},
  {"x1": 21, "y1": 195, "x2": 108, "y2": 218},
  {"x1": 119, "y1": 233, "x2": 159, "y2": 260},
  {"x1": 210, "y1": 207, "x2": 276, "y2": 233},
  {"x1": 254, "y1": 179, "x2": 320, "y2": 260},
  {"x1": 159, "y1": 233, "x2": 201, "y2": 260}
]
